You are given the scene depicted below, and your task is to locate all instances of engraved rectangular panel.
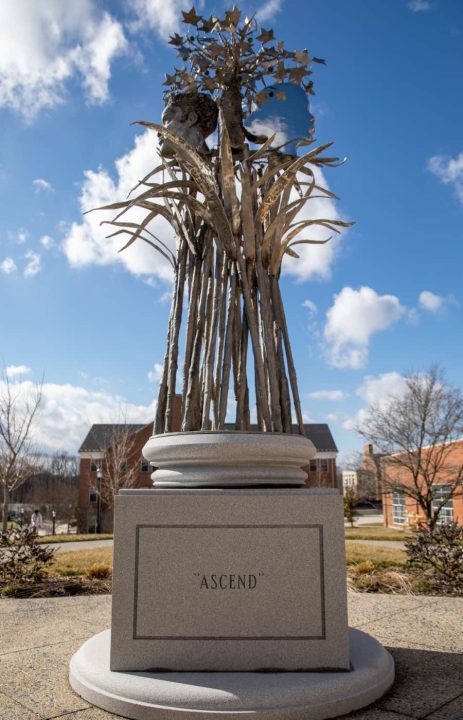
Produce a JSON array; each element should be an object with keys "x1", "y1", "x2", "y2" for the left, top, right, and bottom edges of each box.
[{"x1": 134, "y1": 525, "x2": 324, "y2": 640}]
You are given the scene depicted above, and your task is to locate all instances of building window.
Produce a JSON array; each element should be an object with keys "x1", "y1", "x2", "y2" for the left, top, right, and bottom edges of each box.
[
  {"x1": 140, "y1": 459, "x2": 150, "y2": 473},
  {"x1": 119, "y1": 459, "x2": 127, "y2": 473},
  {"x1": 90, "y1": 460, "x2": 100, "y2": 472},
  {"x1": 89, "y1": 487, "x2": 98, "y2": 503},
  {"x1": 392, "y1": 490, "x2": 405, "y2": 525},
  {"x1": 432, "y1": 485, "x2": 453, "y2": 525},
  {"x1": 309, "y1": 460, "x2": 317, "y2": 472},
  {"x1": 321, "y1": 459, "x2": 328, "y2": 472}
]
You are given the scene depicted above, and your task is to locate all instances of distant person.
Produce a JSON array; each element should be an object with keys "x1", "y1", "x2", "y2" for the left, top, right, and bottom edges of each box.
[{"x1": 30, "y1": 509, "x2": 42, "y2": 534}]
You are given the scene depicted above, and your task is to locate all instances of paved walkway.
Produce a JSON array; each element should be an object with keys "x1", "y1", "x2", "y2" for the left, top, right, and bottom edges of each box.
[
  {"x1": 51, "y1": 539, "x2": 114, "y2": 553},
  {"x1": 0, "y1": 593, "x2": 461, "y2": 719}
]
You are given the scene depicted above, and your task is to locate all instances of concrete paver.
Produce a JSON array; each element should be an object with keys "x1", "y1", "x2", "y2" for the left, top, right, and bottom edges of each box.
[
  {"x1": 426, "y1": 693, "x2": 463, "y2": 719},
  {"x1": 0, "y1": 593, "x2": 461, "y2": 720}
]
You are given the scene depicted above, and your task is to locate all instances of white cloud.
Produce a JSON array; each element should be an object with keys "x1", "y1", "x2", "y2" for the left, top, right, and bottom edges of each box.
[
  {"x1": 5, "y1": 365, "x2": 31, "y2": 378},
  {"x1": 302, "y1": 299, "x2": 317, "y2": 315},
  {"x1": 256, "y1": 0, "x2": 283, "y2": 23},
  {"x1": 419, "y1": 290, "x2": 443, "y2": 313},
  {"x1": 40, "y1": 235, "x2": 56, "y2": 250},
  {"x1": 356, "y1": 372, "x2": 407, "y2": 406},
  {"x1": 128, "y1": 0, "x2": 201, "y2": 39},
  {"x1": 281, "y1": 166, "x2": 347, "y2": 282},
  {"x1": 0, "y1": 1, "x2": 127, "y2": 120},
  {"x1": 428, "y1": 152, "x2": 463, "y2": 204},
  {"x1": 62, "y1": 130, "x2": 175, "y2": 282},
  {"x1": 308, "y1": 390, "x2": 349, "y2": 401},
  {"x1": 0, "y1": 378, "x2": 156, "y2": 453},
  {"x1": 9, "y1": 228, "x2": 29, "y2": 245},
  {"x1": 24, "y1": 250, "x2": 42, "y2": 278},
  {"x1": 408, "y1": 0, "x2": 431, "y2": 10},
  {"x1": 1, "y1": 257, "x2": 17, "y2": 275},
  {"x1": 324, "y1": 286, "x2": 406, "y2": 369},
  {"x1": 33, "y1": 178, "x2": 53, "y2": 192},
  {"x1": 342, "y1": 371, "x2": 407, "y2": 431},
  {"x1": 148, "y1": 363, "x2": 164, "y2": 383}
]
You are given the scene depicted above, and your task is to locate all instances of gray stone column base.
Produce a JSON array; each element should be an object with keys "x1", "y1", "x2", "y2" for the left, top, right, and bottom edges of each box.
[{"x1": 69, "y1": 627, "x2": 394, "y2": 720}]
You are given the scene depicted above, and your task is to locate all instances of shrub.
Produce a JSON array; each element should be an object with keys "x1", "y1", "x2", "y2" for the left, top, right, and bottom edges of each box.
[
  {"x1": 343, "y1": 489, "x2": 359, "y2": 527},
  {"x1": 405, "y1": 522, "x2": 463, "y2": 593},
  {"x1": 85, "y1": 563, "x2": 111, "y2": 580},
  {"x1": 0, "y1": 528, "x2": 55, "y2": 584},
  {"x1": 350, "y1": 560, "x2": 376, "y2": 576}
]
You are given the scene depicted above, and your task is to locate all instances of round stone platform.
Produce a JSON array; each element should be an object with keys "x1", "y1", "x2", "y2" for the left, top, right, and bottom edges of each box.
[{"x1": 69, "y1": 628, "x2": 394, "y2": 720}]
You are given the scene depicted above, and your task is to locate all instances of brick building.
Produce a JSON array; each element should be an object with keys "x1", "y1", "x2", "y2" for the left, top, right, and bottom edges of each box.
[
  {"x1": 341, "y1": 445, "x2": 383, "y2": 501},
  {"x1": 357, "y1": 444, "x2": 383, "y2": 501},
  {"x1": 78, "y1": 415, "x2": 338, "y2": 533},
  {"x1": 382, "y1": 439, "x2": 463, "y2": 529}
]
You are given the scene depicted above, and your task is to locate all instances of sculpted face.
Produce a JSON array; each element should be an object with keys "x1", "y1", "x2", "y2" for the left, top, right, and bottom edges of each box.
[
  {"x1": 244, "y1": 82, "x2": 315, "y2": 157},
  {"x1": 160, "y1": 102, "x2": 202, "y2": 156}
]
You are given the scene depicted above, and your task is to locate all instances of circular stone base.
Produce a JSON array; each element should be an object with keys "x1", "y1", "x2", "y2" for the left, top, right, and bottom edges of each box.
[{"x1": 69, "y1": 628, "x2": 394, "y2": 720}]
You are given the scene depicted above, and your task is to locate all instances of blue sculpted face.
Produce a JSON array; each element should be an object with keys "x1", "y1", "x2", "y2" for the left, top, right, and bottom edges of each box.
[{"x1": 244, "y1": 83, "x2": 314, "y2": 156}]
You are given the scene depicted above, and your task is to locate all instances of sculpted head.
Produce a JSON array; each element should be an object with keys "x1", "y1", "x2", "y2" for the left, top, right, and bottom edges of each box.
[{"x1": 161, "y1": 92, "x2": 218, "y2": 156}]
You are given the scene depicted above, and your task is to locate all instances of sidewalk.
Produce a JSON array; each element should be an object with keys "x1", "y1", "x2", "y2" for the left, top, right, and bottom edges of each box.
[{"x1": 0, "y1": 593, "x2": 462, "y2": 719}]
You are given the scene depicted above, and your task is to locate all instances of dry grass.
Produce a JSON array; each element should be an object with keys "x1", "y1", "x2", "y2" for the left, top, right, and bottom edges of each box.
[
  {"x1": 346, "y1": 542, "x2": 407, "y2": 568},
  {"x1": 50, "y1": 548, "x2": 113, "y2": 577},
  {"x1": 345, "y1": 525, "x2": 412, "y2": 541}
]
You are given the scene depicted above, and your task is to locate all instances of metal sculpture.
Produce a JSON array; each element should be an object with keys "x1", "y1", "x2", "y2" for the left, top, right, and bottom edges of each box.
[{"x1": 96, "y1": 6, "x2": 351, "y2": 435}]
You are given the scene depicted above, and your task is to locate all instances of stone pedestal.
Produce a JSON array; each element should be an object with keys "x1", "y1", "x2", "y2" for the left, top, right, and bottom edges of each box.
[
  {"x1": 110, "y1": 488, "x2": 349, "y2": 672},
  {"x1": 70, "y1": 463, "x2": 395, "y2": 719}
]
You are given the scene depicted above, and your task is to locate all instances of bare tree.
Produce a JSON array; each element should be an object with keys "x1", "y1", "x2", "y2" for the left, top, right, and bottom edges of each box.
[
  {"x1": 0, "y1": 372, "x2": 42, "y2": 532},
  {"x1": 357, "y1": 366, "x2": 463, "y2": 528},
  {"x1": 50, "y1": 452, "x2": 79, "y2": 530},
  {"x1": 99, "y1": 424, "x2": 141, "y2": 513}
]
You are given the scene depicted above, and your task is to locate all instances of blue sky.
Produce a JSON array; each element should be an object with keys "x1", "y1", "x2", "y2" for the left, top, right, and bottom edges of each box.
[{"x1": 0, "y1": 0, "x2": 462, "y2": 458}]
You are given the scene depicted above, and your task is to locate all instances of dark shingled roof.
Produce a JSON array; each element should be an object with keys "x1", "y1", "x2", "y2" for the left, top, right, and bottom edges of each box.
[
  {"x1": 79, "y1": 422, "x2": 337, "y2": 454},
  {"x1": 79, "y1": 424, "x2": 150, "y2": 453},
  {"x1": 300, "y1": 424, "x2": 337, "y2": 453}
]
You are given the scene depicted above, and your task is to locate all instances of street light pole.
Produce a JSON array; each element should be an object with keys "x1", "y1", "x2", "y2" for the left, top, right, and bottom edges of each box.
[{"x1": 96, "y1": 466, "x2": 103, "y2": 534}]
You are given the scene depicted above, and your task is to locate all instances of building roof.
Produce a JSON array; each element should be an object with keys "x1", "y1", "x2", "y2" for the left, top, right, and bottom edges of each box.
[
  {"x1": 79, "y1": 424, "x2": 150, "y2": 453},
  {"x1": 299, "y1": 424, "x2": 338, "y2": 453},
  {"x1": 79, "y1": 422, "x2": 337, "y2": 454}
]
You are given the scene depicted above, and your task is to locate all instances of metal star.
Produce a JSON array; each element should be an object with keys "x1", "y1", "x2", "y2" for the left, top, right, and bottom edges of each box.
[
  {"x1": 182, "y1": 7, "x2": 202, "y2": 26},
  {"x1": 288, "y1": 66, "x2": 311, "y2": 83},
  {"x1": 201, "y1": 16, "x2": 216, "y2": 32},
  {"x1": 225, "y1": 6, "x2": 241, "y2": 27},
  {"x1": 169, "y1": 33, "x2": 184, "y2": 47},
  {"x1": 273, "y1": 62, "x2": 287, "y2": 82},
  {"x1": 203, "y1": 77, "x2": 217, "y2": 91},
  {"x1": 257, "y1": 28, "x2": 274, "y2": 44},
  {"x1": 294, "y1": 50, "x2": 310, "y2": 66}
]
